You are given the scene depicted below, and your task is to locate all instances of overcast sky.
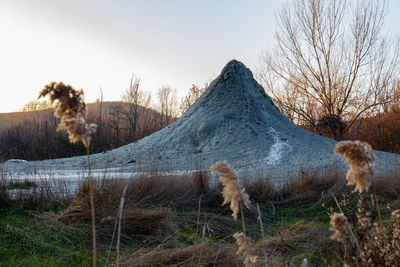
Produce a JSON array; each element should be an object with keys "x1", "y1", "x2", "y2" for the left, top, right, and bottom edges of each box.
[{"x1": 0, "y1": 0, "x2": 399, "y2": 113}]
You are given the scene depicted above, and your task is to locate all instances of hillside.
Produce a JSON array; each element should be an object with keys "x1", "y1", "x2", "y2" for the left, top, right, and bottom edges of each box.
[{"x1": 0, "y1": 102, "x2": 157, "y2": 132}]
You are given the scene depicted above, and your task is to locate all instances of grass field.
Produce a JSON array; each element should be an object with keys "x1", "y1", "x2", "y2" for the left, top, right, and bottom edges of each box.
[{"x1": 1, "y1": 169, "x2": 400, "y2": 266}]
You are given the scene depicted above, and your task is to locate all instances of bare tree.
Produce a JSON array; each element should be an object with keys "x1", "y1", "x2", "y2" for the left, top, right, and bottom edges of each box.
[
  {"x1": 96, "y1": 88, "x2": 104, "y2": 133},
  {"x1": 258, "y1": 0, "x2": 399, "y2": 140},
  {"x1": 137, "y1": 90, "x2": 154, "y2": 137},
  {"x1": 108, "y1": 103, "x2": 125, "y2": 147},
  {"x1": 157, "y1": 86, "x2": 177, "y2": 127},
  {"x1": 179, "y1": 83, "x2": 208, "y2": 116},
  {"x1": 20, "y1": 100, "x2": 51, "y2": 112},
  {"x1": 122, "y1": 74, "x2": 141, "y2": 140}
]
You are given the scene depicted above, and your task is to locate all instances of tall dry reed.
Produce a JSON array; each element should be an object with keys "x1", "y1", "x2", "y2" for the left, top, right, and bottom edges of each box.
[
  {"x1": 39, "y1": 82, "x2": 98, "y2": 266},
  {"x1": 38, "y1": 82, "x2": 97, "y2": 148}
]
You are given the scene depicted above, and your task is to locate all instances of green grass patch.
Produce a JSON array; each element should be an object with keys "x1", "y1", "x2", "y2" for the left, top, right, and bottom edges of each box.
[{"x1": 0, "y1": 208, "x2": 106, "y2": 266}]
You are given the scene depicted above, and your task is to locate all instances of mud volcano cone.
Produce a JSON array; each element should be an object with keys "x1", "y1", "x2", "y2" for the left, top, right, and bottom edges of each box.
[
  {"x1": 3, "y1": 60, "x2": 400, "y2": 183},
  {"x1": 93, "y1": 60, "x2": 342, "y2": 177}
]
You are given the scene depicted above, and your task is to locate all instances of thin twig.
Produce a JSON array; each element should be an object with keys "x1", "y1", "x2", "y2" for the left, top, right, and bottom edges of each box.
[
  {"x1": 240, "y1": 203, "x2": 246, "y2": 234},
  {"x1": 373, "y1": 184, "x2": 382, "y2": 224},
  {"x1": 257, "y1": 203, "x2": 268, "y2": 267},
  {"x1": 116, "y1": 183, "x2": 129, "y2": 267},
  {"x1": 330, "y1": 192, "x2": 365, "y2": 264},
  {"x1": 192, "y1": 195, "x2": 202, "y2": 265},
  {"x1": 105, "y1": 219, "x2": 118, "y2": 267},
  {"x1": 87, "y1": 148, "x2": 97, "y2": 267}
]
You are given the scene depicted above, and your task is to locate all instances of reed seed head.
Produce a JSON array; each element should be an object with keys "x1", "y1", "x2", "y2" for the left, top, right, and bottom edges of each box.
[
  {"x1": 39, "y1": 82, "x2": 97, "y2": 148},
  {"x1": 210, "y1": 161, "x2": 250, "y2": 221},
  {"x1": 334, "y1": 140, "x2": 375, "y2": 193},
  {"x1": 330, "y1": 212, "x2": 350, "y2": 242},
  {"x1": 233, "y1": 232, "x2": 258, "y2": 266}
]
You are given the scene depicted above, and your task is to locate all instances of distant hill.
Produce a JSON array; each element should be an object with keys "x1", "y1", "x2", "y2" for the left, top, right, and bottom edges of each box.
[
  {"x1": 0, "y1": 101, "x2": 174, "y2": 162},
  {"x1": 0, "y1": 111, "x2": 35, "y2": 133},
  {"x1": 0, "y1": 101, "x2": 159, "y2": 133}
]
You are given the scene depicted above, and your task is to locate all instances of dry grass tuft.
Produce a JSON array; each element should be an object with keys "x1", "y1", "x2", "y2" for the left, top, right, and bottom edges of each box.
[
  {"x1": 119, "y1": 222, "x2": 330, "y2": 267},
  {"x1": 334, "y1": 140, "x2": 374, "y2": 193},
  {"x1": 61, "y1": 180, "x2": 114, "y2": 222},
  {"x1": 61, "y1": 179, "x2": 168, "y2": 226},
  {"x1": 192, "y1": 171, "x2": 211, "y2": 195},
  {"x1": 38, "y1": 82, "x2": 97, "y2": 148},
  {"x1": 210, "y1": 161, "x2": 250, "y2": 221},
  {"x1": 120, "y1": 242, "x2": 239, "y2": 266},
  {"x1": 60, "y1": 179, "x2": 171, "y2": 246},
  {"x1": 267, "y1": 222, "x2": 333, "y2": 266},
  {"x1": 242, "y1": 173, "x2": 276, "y2": 203},
  {"x1": 280, "y1": 171, "x2": 342, "y2": 205},
  {"x1": 102, "y1": 208, "x2": 171, "y2": 235}
]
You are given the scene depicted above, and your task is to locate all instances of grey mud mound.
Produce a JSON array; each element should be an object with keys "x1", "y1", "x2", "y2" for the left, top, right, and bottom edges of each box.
[{"x1": 2, "y1": 60, "x2": 400, "y2": 183}]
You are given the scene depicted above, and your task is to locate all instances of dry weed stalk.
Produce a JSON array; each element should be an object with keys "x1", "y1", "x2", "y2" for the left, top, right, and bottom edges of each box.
[
  {"x1": 210, "y1": 161, "x2": 250, "y2": 221},
  {"x1": 39, "y1": 82, "x2": 97, "y2": 266},
  {"x1": 115, "y1": 184, "x2": 129, "y2": 267},
  {"x1": 353, "y1": 201, "x2": 400, "y2": 265},
  {"x1": 334, "y1": 140, "x2": 374, "y2": 193},
  {"x1": 233, "y1": 232, "x2": 258, "y2": 266},
  {"x1": 330, "y1": 141, "x2": 400, "y2": 265}
]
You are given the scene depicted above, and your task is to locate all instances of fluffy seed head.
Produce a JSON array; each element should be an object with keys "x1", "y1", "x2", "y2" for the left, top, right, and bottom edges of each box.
[
  {"x1": 209, "y1": 161, "x2": 237, "y2": 183},
  {"x1": 334, "y1": 140, "x2": 375, "y2": 193},
  {"x1": 210, "y1": 161, "x2": 250, "y2": 221},
  {"x1": 233, "y1": 232, "x2": 258, "y2": 266},
  {"x1": 330, "y1": 212, "x2": 350, "y2": 242},
  {"x1": 39, "y1": 82, "x2": 97, "y2": 148}
]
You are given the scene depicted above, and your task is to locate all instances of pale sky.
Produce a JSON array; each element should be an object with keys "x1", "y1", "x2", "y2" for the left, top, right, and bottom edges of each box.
[{"x1": 0, "y1": 0, "x2": 399, "y2": 113}]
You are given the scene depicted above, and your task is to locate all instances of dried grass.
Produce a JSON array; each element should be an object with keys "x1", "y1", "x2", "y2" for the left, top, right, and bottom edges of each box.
[
  {"x1": 192, "y1": 171, "x2": 211, "y2": 195},
  {"x1": 119, "y1": 222, "x2": 332, "y2": 267},
  {"x1": 102, "y1": 208, "x2": 171, "y2": 235},
  {"x1": 61, "y1": 180, "x2": 169, "y2": 233},
  {"x1": 280, "y1": 170, "x2": 342, "y2": 205},
  {"x1": 242, "y1": 173, "x2": 276, "y2": 203},
  {"x1": 120, "y1": 242, "x2": 239, "y2": 266},
  {"x1": 267, "y1": 222, "x2": 333, "y2": 266}
]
